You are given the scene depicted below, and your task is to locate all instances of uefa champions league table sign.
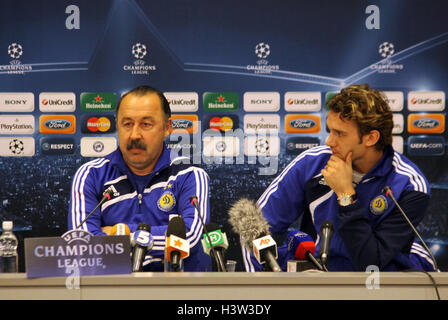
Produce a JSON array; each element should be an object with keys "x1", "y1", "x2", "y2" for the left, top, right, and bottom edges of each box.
[{"x1": 24, "y1": 230, "x2": 132, "y2": 278}]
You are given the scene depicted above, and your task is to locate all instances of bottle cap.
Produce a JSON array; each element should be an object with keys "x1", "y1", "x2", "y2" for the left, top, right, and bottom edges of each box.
[{"x1": 2, "y1": 221, "x2": 13, "y2": 231}]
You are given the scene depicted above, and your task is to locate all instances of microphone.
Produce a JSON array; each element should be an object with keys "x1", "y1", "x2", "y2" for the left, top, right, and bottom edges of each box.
[
  {"x1": 190, "y1": 196, "x2": 226, "y2": 271},
  {"x1": 165, "y1": 216, "x2": 190, "y2": 271},
  {"x1": 287, "y1": 230, "x2": 325, "y2": 271},
  {"x1": 131, "y1": 223, "x2": 153, "y2": 272},
  {"x1": 76, "y1": 187, "x2": 114, "y2": 229},
  {"x1": 110, "y1": 223, "x2": 130, "y2": 236},
  {"x1": 201, "y1": 222, "x2": 228, "y2": 272},
  {"x1": 382, "y1": 186, "x2": 438, "y2": 271},
  {"x1": 228, "y1": 198, "x2": 282, "y2": 272},
  {"x1": 319, "y1": 220, "x2": 333, "y2": 271}
]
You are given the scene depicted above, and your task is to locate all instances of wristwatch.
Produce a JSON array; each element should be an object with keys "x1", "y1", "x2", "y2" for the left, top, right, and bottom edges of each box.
[{"x1": 337, "y1": 193, "x2": 357, "y2": 206}]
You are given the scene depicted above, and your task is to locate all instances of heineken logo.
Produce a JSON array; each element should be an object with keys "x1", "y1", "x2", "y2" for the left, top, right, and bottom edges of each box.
[
  {"x1": 81, "y1": 92, "x2": 116, "y2": 112},
  {"x1": 203, "y1": 92, "x2": 239, "y2": 111}
]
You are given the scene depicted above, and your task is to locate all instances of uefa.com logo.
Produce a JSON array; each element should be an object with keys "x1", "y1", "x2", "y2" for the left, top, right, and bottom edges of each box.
[
  {"x1": 0, "y1": 43, "x2": 32, "y2": 74},
  {"x1": 246, "y1": 42, "x2": 279, "y2": 74},
  {"x1": 370, "y1": 42, "x2": 403, "y2": 74},
  {"x1": 122, "y1": 42, "x2": 156, "y2": 75}
]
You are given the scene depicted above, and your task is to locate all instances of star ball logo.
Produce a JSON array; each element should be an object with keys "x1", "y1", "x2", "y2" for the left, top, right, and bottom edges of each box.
[
  {"x1": 371, "y1": 41, "x2": 403, "y2": 74},
  {"x1": 255, "y1": 42, "x2": 270, "y2": 59},
  {"x1": 8, "y1": 43, "x2": 23, "y2": 59},
  {"x1": 378, "y1": 42, "x2": 394, "y2": 58},
  {"x1": 123, "y1": 42, "x2": 156, "y2": 75},
  {"x1": 247, "y1": 42, "x2": 279, "y2": 74},
  {"x1": 131, "y1": 43, "x2": 147, "y2": 59},
  {"x1": 9, "y1": 138, "x2": 24, "y2": 155},
  {"x1": 2, "y1": 42, "x2": 32, "y2": 74}
]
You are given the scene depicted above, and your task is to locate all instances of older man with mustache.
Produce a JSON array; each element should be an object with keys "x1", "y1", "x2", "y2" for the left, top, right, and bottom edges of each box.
[{"x1": 68, "y1": 85, "x2": 211, "y2": 271}]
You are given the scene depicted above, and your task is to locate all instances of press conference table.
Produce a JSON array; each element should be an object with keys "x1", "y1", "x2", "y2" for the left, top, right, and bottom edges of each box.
[{"x1": 0, "y1": 272, "x2": 447, "y2": 300}]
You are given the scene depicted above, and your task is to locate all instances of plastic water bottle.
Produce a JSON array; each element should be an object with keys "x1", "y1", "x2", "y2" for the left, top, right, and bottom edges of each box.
[{"x1": 0, "y1": 221, "x2": 18, "y2": 273}]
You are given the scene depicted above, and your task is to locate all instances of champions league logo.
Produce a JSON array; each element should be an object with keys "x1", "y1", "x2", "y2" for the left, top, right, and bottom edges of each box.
[
  {"x1": 246, "y1": 42, "x2": 279, "y2": 74},
  {"x1": 371, "y1": 41, "x2": 403, "y2": 74},
  {"x1": 122, "y1": 42, "x2": 156, "y2": 75},
  {"x1": 1, "y1": 42, "x2": 32, "y2": 74}
]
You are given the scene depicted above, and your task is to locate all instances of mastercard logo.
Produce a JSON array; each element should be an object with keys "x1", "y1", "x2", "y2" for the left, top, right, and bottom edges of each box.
[
  {"x1": 209, "y1": 116, "x2": 234, "y2": 132},
  {"x1": 86, "y1": 117, "x2": 111, "y2": 132},
  {"x1": 407, "y1": 113, "x2": 445, "y2": 134}
]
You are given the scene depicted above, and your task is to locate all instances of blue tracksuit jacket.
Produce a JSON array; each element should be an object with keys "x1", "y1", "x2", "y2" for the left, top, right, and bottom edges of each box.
[
  {"x1": 242, "y1": 145, "x2": 435, "y2": 272},
  {"x1": 68, "y1": 145, "x2": 211, "y2": 271}
]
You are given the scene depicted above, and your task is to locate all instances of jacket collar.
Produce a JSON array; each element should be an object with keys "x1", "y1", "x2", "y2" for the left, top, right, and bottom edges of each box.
[{"x1": 361, "y1": 145, "x2": 394, "y2": 181}]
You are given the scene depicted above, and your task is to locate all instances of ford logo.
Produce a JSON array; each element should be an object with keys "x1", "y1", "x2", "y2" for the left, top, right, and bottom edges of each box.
[
  {"x1": 44, "y1": 119, "x2": 72, "y2": 130},
  {"x1": 290, "y1": 119, "x2": 316, "y2": 129},
  {"x1": 413, "y1": 118, "x2": 439, "y2": 129},
  {"x1": 172, "y1": 119, "x2": 193, "y2": 129}
]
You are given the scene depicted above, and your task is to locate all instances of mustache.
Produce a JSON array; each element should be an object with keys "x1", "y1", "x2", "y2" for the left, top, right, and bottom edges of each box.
[{"x1": 127, "y1": 139, "x2": 147, "y2": 150}]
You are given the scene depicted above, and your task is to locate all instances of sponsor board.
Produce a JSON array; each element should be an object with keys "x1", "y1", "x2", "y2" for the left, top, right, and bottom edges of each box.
[
  {"x1": 244, "y1": 114, "x2": 280, "y2": 134},
  {"x1": 392, "y1": 136, "x2": 403, "y2": 154},
  {"x1": 407, "y1": 136, "x2": 445, "y2": 156},
  {"x1": 383, "y1": 91, "x2": 404, "y2": 112},
  {"x1": 80, "y1": 137, "x2": 117, "y2": 157},
  {"x1": 407, "y1": 113, "x2": 445, "y2": 134},
  {"x1": 203, "y1": 92, "x2": 239, "y2": 111},
  {"x1": 40, "y1": 137, "x2": 75, "y2": 155},
  {"x1": 204, "y1": 114, "x2": 239, "y2": 132},
  {"x1": 244, "y1": 136, "x2": 280, "y2": 157},
  {"x1": 0, "y1": 137, "x2": 35, "y2": 156},
  {"x1": 285, "y1": 114, "x2": 321, "y2": 133},
  {"x1": 284, "y1": 92, "x2": 321, "y2": 112},
  {"x1": 407, "y1": 91, "x2": 445, "y2": 111},
  {"x1": 39, "y1": 92, "x2": 76, "y2": 112},
  {"x1": 81, "y1": 114, "x2": 116, "y2": 134},
  {"x1": 0, "y1": 115, "x2": 34, "y2": 134},
  {"x1": 392, "y1": 113, "x2": 404, "y2": 134},
  {"x1": 203, "y1": 136, "x2": 240, "y2": 157},
  {"x1": 80, "y1": 92, "x2": 116, "y2": 112},
  {"x1": 0, "y1": 92, "x2": 34, "y2": 112},
  {"x1": 39, "y1": 115, "x2": 76, "y2": 134},
  {"x1": 243, "y1": 92, "x2": 280, "y2": 112},
  {"x1": 285, "y1": 137, "x2": 320, "y2": 155},
  {"x1": 170, "y1": 114, "x2": 198, "y2": 134},
  {"x1": 164, "y1": 92, "x2": 198, "y2": 112}
]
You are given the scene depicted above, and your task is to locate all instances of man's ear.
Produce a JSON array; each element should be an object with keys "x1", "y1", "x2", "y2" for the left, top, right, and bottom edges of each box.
[
  {"x1": 164, "y1": 118, "x2": 172, "y2": 138},
  {"x1": 363, "y1": 129, "x2": 380, "y2": 147}
]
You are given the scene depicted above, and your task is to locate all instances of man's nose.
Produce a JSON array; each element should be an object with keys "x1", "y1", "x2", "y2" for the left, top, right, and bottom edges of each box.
[
  {"x1": 130, "y1": 125, "x2": 142, "y2": 140},
  {"x1": 326, "y1": 133, "x2": 335, "y2": 147}
]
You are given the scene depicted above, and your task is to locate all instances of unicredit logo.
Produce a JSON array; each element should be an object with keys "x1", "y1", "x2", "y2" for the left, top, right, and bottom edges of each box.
[
  {"x1": 411, "y1": 98, "x2": 442, "y2": 105},
  {"x1": 287, "y1": 98, "x2": 319, "y2": 105},
  {"x1": 41, "y1": 99, "x2": 74, "y2": 106}
]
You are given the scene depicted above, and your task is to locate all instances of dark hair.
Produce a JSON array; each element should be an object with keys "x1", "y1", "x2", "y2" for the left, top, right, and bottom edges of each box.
[
  {"x1": 117, "y1": 85, "x2": 171, "y2": 120},
  {"x1": 327, "y1": 83, "x2": 393, "y2": 151}
]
